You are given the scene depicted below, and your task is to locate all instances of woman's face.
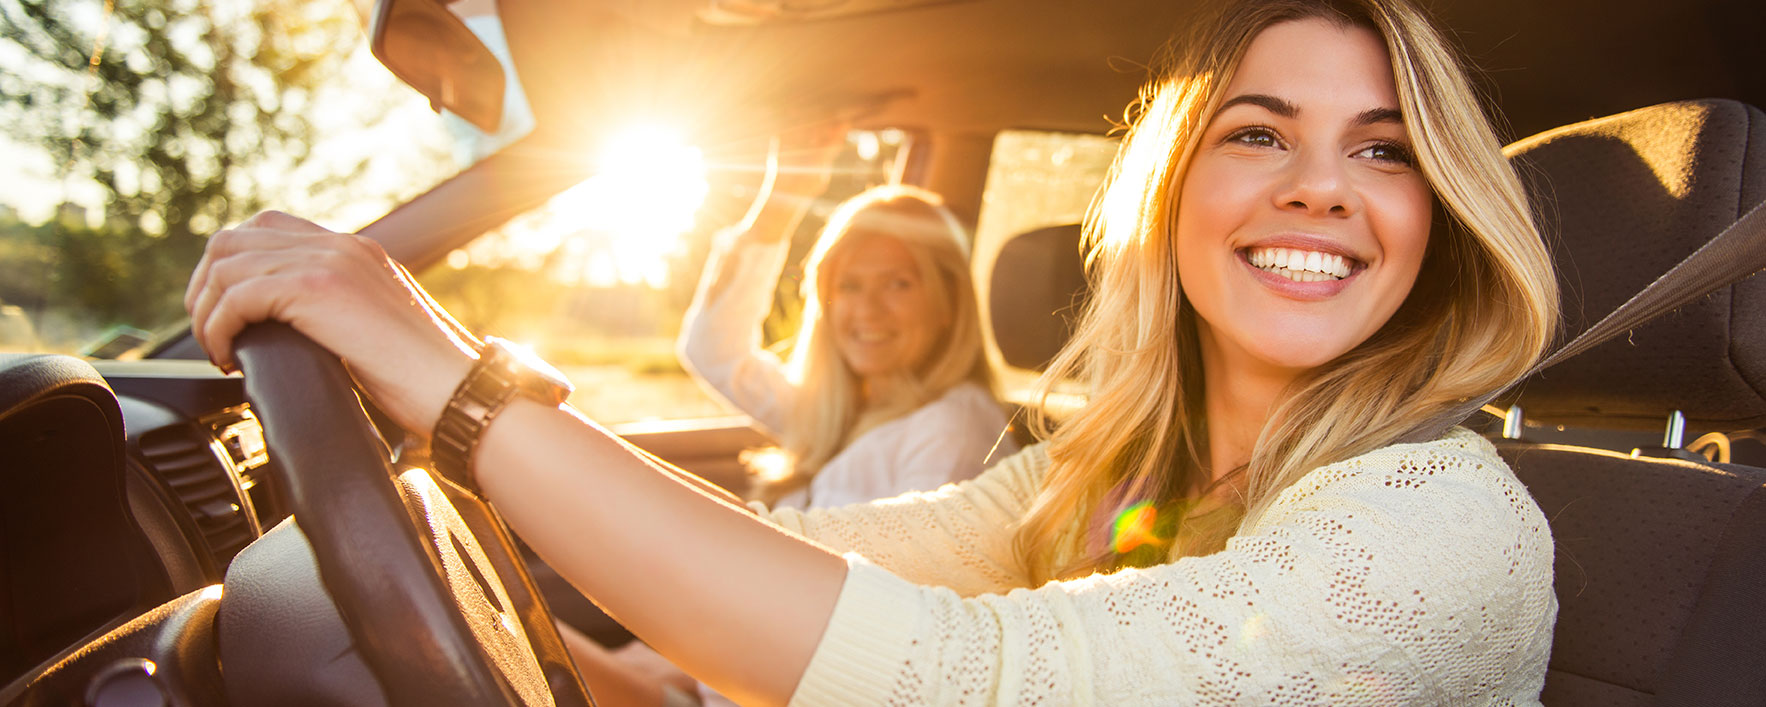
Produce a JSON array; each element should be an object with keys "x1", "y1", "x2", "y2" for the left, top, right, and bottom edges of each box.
[
  {"x1": 826, "y1": 233, "x2": 946, "y2": 384},
  {"x1": 1175, "y1": 18, "x2": 1432, "y2": 380}
]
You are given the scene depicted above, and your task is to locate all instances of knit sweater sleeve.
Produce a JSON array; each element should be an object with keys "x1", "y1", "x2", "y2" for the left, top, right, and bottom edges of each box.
[
  {"x1": 788, "y1": 429, "x2": 1557, "y2": 706},
  {"x1": 677, "y1": 231, "x2": 796, "y2": 435},
  {"x1": 760, "y1": 445, "x2": 1052, "y2": 597}
]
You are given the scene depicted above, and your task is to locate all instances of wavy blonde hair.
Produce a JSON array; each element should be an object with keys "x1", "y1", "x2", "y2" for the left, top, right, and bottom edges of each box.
[
  {"x1": 1016, "y1": 0, "x2": 1559, "y2": 582},
  {"x1": 760, "y1": 185, "x2": 998, "y2": 500}
]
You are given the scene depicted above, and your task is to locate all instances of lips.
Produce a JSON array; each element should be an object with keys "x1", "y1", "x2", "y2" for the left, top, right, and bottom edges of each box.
[{"x1": 847, "y1": 330, "x2": 894, "y2": 344}]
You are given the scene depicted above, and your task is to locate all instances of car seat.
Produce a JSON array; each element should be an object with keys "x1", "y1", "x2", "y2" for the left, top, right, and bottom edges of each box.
[
  {"x1": 0, "y1": 354, "x2": 205, "y2": 690},
  {"x1": 1495, "y1": 98, "x2": 1766, "y2": 706},
  {"x1": 982, "y1": 99, "x2": 1766, "y2": 706}
]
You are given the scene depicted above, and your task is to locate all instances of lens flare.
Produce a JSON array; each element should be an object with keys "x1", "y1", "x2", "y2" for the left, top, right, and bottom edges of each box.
[{"x1": 1111, "y1": 500, "x2": 1164, "y2": 554}]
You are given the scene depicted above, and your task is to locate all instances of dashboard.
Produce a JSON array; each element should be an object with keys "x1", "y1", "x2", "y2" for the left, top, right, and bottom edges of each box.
[{"x1": 1, "y1": 357, "x2": 280, "y2": 689}]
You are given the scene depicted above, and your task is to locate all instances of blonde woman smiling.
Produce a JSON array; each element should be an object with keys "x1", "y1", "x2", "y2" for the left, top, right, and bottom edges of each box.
[
  {"x1": 678, "y1": 139, "x2": 1015, "y2": 509},
  {"x1": 185, "y1": 0, "x2": 1560, "y2": 702}
]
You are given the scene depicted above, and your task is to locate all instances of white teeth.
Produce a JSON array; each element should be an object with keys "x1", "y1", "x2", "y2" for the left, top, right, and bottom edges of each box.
[{"x1": 1245, "y1": 246, "x2": 1355, "y2": 280}]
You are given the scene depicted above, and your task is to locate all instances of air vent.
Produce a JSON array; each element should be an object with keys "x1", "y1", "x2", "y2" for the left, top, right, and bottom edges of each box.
[{"x1": 137, "y1": 415, "x2": 262, "y2": 568}]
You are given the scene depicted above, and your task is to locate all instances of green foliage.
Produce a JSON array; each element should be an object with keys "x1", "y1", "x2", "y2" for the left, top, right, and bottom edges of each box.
[{"x1": 0, "y1": 0, "x2": 367, "y2": 334}]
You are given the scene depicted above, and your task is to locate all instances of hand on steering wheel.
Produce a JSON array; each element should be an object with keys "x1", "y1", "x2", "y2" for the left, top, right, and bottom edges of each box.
[{"x1": 234, "y1": 323, "x2": 594, "y2": 706}]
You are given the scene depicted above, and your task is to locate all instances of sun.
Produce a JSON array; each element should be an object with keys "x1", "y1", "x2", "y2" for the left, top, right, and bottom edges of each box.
[
  {"x1": 576, "y1": 124, "x2": 710, "y2": 238},
  {"x1": 469, "y1": 123, "x2": 710, "y2": 286}
]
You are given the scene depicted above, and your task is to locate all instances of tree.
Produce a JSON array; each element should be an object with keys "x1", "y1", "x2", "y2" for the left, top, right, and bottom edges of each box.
[{"x1": 0, "y1": 0, "x2": 376, "y2": 332}]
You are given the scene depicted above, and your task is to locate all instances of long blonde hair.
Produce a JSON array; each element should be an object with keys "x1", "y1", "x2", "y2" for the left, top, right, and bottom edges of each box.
[
  {"x1": 763, "y1": 185, "x2": 997, "y2": 499},
  {"x1": 1016, "y1": 0, "x2": 1559, "y2": 582}
]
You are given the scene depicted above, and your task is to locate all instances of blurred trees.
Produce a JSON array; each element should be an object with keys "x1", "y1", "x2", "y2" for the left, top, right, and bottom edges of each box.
[{"x1": 0, "y1": 0, "x2": 367, "y2": 338}]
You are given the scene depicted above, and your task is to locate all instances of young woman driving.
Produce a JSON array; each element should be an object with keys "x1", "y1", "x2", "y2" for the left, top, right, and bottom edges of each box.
[{"x1": 185, "y1": 0, "x2": 1560, "y2": 702}]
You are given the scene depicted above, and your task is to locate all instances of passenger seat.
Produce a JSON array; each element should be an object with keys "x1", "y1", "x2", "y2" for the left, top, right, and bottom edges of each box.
[{"x1": 1496, "y1": 99, "x2": 1766, "y2": 706}]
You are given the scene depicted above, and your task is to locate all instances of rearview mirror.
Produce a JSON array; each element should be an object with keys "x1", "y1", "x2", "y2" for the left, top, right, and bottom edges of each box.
[{"x1": 370, "y1": 0, "x2": 505, "y2": 133}]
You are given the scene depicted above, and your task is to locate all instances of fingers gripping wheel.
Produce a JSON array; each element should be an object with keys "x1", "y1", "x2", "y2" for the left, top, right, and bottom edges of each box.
[{"x1": 234, "y1": 323, "x2": 593, "y2": 706}]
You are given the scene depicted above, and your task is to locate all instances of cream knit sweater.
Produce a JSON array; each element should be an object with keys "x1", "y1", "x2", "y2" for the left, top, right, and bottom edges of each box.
[{"x1": 763, "y1": 428, "x2": 1556, "y2": 706}]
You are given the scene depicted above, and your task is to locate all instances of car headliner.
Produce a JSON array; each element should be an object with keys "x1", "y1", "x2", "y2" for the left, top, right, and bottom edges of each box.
[
  {"x1": 501, "y1": 0, "x2": 1765, "y2": 143},
  {"x1": 361, "y1": 0, "x2": 1764, "y2": 271}
]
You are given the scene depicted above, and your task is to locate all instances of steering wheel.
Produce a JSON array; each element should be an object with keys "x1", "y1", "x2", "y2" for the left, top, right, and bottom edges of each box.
[{"x1": 233, "y1": 323, "x2": 595, "y2": 706}]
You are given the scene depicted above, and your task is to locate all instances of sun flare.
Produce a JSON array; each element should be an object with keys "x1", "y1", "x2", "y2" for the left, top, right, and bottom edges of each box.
[{"x1": 469, "y1": 124, "x2": 710, "y2": 288}]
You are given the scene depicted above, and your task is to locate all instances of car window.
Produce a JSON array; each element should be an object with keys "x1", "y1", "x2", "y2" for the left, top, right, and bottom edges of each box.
[
  {"x1": 415, "y1": 129, "x2": 912, "y2": 425},
  {"x1": 0, "y1": 0, "x2": 474, "y2": 358}
]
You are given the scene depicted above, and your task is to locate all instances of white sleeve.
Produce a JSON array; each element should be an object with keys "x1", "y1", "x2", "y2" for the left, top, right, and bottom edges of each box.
[
  {"x1": 677, "y1": 231, "x2": 797, "y2": 435},
  {"x1": 761, "y1": 445, "x2": 1049, "y2": 597},
  {"x1": 788, "y1": 432, "x2": 1556, "y2": 706}
]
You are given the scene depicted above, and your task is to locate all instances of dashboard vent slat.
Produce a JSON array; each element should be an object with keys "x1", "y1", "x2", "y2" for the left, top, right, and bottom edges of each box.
[{"x1": 138, "y1": 421, "x2": 260, "y2": 568}]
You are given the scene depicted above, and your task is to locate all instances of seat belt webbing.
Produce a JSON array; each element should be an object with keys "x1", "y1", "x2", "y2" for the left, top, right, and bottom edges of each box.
[{"x1": 1399, "y1": 196, "x2": 1766, "y2": 444}]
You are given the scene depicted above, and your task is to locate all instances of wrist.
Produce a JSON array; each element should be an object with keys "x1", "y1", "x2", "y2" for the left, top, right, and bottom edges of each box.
[{"x1": 429, "y1": 337, "x2": 572, "y2": 493}]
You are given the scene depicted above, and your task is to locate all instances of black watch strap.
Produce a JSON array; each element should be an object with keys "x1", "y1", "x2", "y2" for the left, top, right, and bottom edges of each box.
[{"x1": 431, "y1": 338, "x2": 571, "y2": 494}]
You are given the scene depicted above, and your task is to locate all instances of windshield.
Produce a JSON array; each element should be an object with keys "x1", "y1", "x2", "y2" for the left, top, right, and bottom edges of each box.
[{"x1": 0, "y1": 0, "x2": 477, "y2": 358}]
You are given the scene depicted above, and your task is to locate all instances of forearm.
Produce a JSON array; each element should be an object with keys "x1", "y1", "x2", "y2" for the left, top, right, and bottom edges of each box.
[{"x1": 476, "y1": 399, "x2": 847, "y2": 706}]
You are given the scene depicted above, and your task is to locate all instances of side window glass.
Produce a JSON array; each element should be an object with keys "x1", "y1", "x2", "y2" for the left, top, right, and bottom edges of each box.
[
  {"x1": 415, "y1": 129, "x2": 911, "y2": 425},
  {"x1": 0, "y1": 3, "x2": 457, "y2": 357},
  {"x1": 973, "y1": 130, "x2": 1118, "y2": 400}
]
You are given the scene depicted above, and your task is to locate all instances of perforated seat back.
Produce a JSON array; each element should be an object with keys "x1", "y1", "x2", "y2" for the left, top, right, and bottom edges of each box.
[{"x1": 1497, "y1": 444, "x2": 1766, "y2": 705}]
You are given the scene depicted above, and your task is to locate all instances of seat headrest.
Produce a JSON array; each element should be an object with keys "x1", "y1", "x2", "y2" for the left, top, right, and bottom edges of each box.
[
  {"x1": 988, "y1": 223, "x2": 1087, "y2": 371},
  {"x1": 984, "y1": 100, "x2": 1766, "y2": 432},
  {"x1": 1506, "y1": 99, "x2": 1766, "y2": 431}
]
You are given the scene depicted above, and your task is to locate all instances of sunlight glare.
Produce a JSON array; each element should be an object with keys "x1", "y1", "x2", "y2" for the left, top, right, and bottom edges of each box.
[{"x1": 530, "y1": 124, "x2": 710, "y2": 287}]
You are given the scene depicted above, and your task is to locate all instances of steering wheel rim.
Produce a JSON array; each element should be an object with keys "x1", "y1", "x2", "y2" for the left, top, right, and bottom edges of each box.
[{"x1": 235, "y1": 322, "x2": 593, "y2": 706}]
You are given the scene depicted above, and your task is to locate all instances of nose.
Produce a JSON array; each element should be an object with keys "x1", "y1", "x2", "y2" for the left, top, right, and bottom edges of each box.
[
  {"x1": 1274, "y1": 149, "x2": 1357, "y2": 218},
  {"x1": 842, "y1": 284, "x2": 886, "y2": 319}
]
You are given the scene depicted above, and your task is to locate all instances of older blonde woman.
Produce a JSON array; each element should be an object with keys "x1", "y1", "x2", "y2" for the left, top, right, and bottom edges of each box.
[
  {"x1": 678, "y1": 146, "x2": 1015, "y2": 508},
  {"x1": 186, "y1": 0, "x2": 1560, "y2": 702}
]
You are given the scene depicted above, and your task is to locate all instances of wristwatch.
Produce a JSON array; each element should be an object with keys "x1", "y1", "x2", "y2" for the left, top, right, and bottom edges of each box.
[{"x1": 431, "y1": 337, "x2": 573, "y2": 494}]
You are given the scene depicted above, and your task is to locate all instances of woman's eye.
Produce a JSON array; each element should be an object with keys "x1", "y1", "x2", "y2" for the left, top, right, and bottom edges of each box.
[
  {"x1": 1226, "y1": 126, "x2": 1281, "y2": 148},
  {"x1": 1355, "y1": 141, "x2": 1416, "y2": 167},
  {"x1": 836, "y1": 281, "x2": 861, "y2": 294}
]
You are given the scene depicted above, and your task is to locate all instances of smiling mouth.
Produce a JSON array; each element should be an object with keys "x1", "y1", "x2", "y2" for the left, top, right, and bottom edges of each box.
[{"x1": 1242, "y1": 246, "x2": 1363, "y2": 283}]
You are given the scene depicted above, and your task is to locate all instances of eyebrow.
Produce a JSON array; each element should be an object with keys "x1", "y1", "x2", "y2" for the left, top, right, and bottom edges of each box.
[{"x1": 1217, "y1": 93, "x2": 1405, "y2": 127}]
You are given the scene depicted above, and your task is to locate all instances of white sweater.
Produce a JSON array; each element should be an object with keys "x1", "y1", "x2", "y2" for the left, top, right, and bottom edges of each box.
[
  {"x1": 766, "y1": 428, "x2": 1556, "y2": 706},
  {"x1": 678, "y1": 233, "x2": 1017, "y2": 511}
]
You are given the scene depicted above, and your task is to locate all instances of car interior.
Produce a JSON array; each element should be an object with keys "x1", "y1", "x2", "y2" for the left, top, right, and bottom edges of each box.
[{"x1": 2, "y1": 0, "x2": 1764, "y2": 705}]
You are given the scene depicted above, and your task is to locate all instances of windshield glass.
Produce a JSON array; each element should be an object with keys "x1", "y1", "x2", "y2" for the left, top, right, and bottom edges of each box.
[{"x1": 0, "y1": 0, "x2": 477, "y2": 357}]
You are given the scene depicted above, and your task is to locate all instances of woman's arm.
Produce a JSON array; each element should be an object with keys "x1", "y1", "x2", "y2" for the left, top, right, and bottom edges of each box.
[
  {"x1": 477, "y1": 400, "x2": 847, "y2": 706},
  {"x1": 184, "y1": 212, "x2": 846, "y2": 705},
  {"x1": 762, "y1": 442, "x2": 1044, "y2": 597},
  {"x1": 790, "y1": 433, "x2": 1557, "y2": 705},
  {"x1": 677, "y1": 130, "x2": 845, "y2": 434}
]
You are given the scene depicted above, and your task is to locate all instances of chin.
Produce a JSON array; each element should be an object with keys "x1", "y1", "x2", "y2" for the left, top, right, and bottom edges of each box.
[{"x1": 1240, "y1": 333, "x2": 1359, "y2": 373}]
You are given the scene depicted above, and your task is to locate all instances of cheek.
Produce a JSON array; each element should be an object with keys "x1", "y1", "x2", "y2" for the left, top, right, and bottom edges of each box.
[
  {"x1": 889, "y1": 290, "x2": 930, "y2": 327},
  {"x1": 826, "y1": 297, "x2": 853, "y2": 330},
  {"x1": 1172, "y1": 158, "x2": 1257, "y2": 299},
  {"x1": 1371, "y1": 180, "x2": 1434, "y2": 275}
]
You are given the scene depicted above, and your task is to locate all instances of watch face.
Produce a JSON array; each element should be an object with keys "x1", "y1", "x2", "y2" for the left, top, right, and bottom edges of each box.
[{"x1": 485, "y1": 337, "x2": 574, "y2": 402}]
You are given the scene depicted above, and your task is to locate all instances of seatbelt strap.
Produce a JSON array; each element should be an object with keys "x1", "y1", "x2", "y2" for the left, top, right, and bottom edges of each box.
[{"x1": 1399, "y1": 196, "x2": 1766, "y2": 444}]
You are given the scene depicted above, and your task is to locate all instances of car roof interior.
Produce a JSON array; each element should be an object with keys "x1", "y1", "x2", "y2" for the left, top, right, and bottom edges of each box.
[{"x1": 363, "y1": 0, "x2": 1765, "y2": 270}]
